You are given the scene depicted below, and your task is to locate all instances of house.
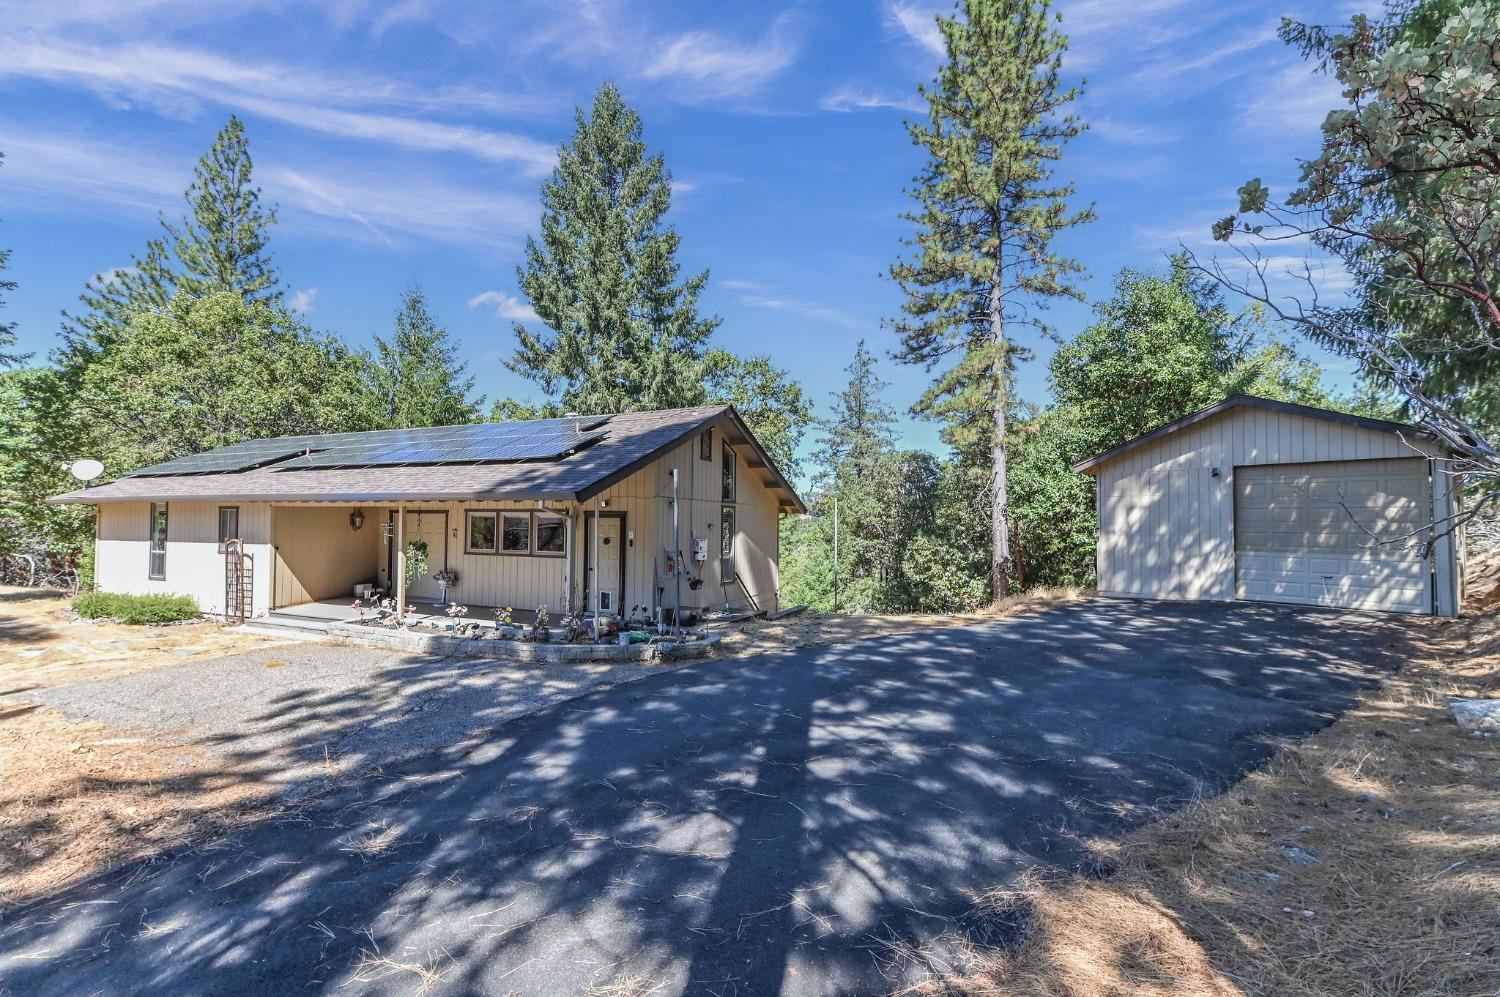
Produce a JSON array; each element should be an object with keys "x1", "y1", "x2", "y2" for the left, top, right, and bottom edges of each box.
[
  {"x1": 1073, "y1": 395, "x2": 1462, "y2": 617},
  {"x1": 51, "y1": 406, "x2": 805, "y2": 624}
]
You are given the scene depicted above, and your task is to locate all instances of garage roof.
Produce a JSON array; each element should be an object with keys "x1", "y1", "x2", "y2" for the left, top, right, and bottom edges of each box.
[
  {"x1": 1071, "y1": 394, "x2": 1431, "y2": 475},
  {"x1": 50, "y1": 406, "x2": 807, "y2": 513}
]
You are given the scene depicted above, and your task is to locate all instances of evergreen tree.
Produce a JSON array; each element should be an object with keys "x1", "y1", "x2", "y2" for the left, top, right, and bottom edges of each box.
[
  {"x1": 890, "y1": 0, "x2": 1092, "y2": 601},
  {"x1": 811, "y1": 340, "x2": 897, "y2": 487},
  {"x1": 62, "y1": 116, "x2": 279, "y2": 360},
  {"x1": 164, "y1": 116, "x2": 280, "y2": 302},
  {"x1": 369, "y1": 287, "x2": 482, "y2": 428},
  {"x1": 0, "y1": 152, "x2": 25, "y2": 369},
  {"x1": 508, "y1": 83, "x2": 718, "y2": 413}
]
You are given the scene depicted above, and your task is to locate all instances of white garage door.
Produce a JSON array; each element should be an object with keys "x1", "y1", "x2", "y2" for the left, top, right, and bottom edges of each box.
[{"x1": 1235, "y1": 458, "x2": 1433, "y2": 614}]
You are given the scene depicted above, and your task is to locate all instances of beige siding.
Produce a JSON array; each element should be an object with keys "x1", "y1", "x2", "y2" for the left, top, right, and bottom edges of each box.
[
  {"x1": 89, "y1": 421, "x2": 786, "y2": 621},
  {"x1": 1095, "y1": 407, "x2": 1455, "y2": 614},
  {"x1": 95, "y1": 501, "x2": 273, "y2": 616},
  {"x1": 271, "y1": 506, "x2": 385, "y2": 607}
]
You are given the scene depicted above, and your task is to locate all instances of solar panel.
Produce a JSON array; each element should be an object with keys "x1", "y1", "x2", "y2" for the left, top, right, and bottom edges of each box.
[
  {"x1": 125, "y1": 415, "x2": 614, "y2": 477},
  {"x1": 282, "y1": 427, "x2": 608, "y2": 470}
]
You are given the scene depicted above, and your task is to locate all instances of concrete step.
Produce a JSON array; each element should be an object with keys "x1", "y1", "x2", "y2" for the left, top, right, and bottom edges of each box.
[{"x1": 242, "y1": 614, "x2": 338, "y2": 636}]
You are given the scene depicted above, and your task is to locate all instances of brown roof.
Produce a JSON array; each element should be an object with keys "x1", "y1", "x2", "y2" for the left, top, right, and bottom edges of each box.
[
  {"x1": 1070, "y1": 394, "x2": 1432, "y2": 475},
  {"x1": 51, "y1": 406, "x2": 807, "y2": 512}
]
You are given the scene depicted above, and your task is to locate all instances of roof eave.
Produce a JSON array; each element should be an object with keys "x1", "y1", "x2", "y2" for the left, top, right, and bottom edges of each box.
[{"x1": 1070, "y1": 394, "x2": 1437, "y2": 475}]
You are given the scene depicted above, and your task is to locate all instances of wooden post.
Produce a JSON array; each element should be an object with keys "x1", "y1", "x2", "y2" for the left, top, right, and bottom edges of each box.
[
  {"x1": 395, "y1": 503, "x2": 407, "y2": 622},
  {"x1": 592, "y1": 498, "x2": 602, "y2": 640}
]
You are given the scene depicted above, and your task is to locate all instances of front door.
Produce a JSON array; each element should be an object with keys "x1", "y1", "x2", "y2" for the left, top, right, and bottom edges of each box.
[
  {"x1": 401, "y1": 511, "x2": 448, "y2": 603},
  {"x1": 586, "y1": 515, "x2": 624, "y2": 615}
]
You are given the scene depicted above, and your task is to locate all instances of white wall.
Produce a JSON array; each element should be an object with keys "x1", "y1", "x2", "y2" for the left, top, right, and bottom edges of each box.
[
  {"x1": 1093, "y1": 407, "x2": 1458, "y2": 615},
  {"x1": 96, "y1": 501, "x2": 273, "y2": 616}
]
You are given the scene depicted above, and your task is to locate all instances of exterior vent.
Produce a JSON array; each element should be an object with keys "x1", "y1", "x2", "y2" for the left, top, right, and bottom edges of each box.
[{"x1": 699, "y1": 428, "x2": 713, "y2": 461}]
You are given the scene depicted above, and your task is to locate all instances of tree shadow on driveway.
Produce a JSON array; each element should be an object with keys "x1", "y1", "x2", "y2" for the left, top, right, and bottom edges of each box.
[{"x1": 0, "y1": 600, "x2": 1416, "y2": 996}]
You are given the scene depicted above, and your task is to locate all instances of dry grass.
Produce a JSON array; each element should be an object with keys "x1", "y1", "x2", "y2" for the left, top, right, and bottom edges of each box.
[
  {"x1": 0, "y1": 707, "x2": 278, "y2": 908},
  {"x1": 714, "y1": 586, "x2": 1087, "y2": 656},
  {"x1": 0, "y1": 586, "x2": 286, "y2": 908},
  {"x1": 0, "y1": 585, "x2": 284, "y2": 689},
  {"x1": 913, "y1": 563, "x2": 1500, "y2": 997}
]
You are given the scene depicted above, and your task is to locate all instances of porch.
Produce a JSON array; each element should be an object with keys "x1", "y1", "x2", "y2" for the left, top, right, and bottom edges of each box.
[{"x1": 264, "y1": 598, "x2": 546, "y2": 634}]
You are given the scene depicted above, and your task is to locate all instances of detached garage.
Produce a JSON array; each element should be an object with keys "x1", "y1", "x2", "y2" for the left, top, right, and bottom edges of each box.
[{"x1": 1073, "y1": 395, "x2": 1462, "y2": 617}]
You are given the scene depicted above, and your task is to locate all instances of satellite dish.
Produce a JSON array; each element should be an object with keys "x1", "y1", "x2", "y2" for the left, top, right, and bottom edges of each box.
[{"x1": 69, "y1": 459, "x2": 105, "y2": 483}]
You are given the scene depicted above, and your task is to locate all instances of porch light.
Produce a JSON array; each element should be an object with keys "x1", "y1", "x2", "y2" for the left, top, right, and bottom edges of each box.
[{"x1": 350, "y1": 508, "x2": 366, "y2": 531}]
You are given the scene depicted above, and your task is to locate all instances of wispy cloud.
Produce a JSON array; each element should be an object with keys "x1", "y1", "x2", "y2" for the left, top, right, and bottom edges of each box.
[
  {"x1": 467, "y1": 290, "x2": 538, "y2": 322},
  {"x1": 1238, "y1": 61, "x2": 1342, "y2": 138},
  {"x1": 1087, "y1": 116, "x2": 1179, "y2": 146},
  {"x1": 643, "y1": 13, "x2": 802, "y2": 99},
  {"x1": 722, "y1": 279, "x2": 862, "y2": 329},
  {"x1": 0, "y1": 128, "x2": 539, "y2": 247},
  {"x1": 0, "y1": 37, "x2": 559, "y2": 173},
  {"x1": 883, "y1": 1, "x2": 946, "y2": 57},
  {"x1": 289, "y1": 287, "x2": 318, "y2": 313},
  {"x1": 820, "y1": 85, "x2": 924, "y2": 114}
]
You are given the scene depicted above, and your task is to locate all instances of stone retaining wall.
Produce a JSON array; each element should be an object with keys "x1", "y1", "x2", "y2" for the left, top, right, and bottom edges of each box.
[{"x1": 325, "y1": 622, "x2": 720, "y2": 663}]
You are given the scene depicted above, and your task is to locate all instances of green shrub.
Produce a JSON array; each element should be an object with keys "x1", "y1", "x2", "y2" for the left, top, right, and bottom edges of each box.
[{"x1": 73, "y1": 591, "x2": 201, "y2": 625}]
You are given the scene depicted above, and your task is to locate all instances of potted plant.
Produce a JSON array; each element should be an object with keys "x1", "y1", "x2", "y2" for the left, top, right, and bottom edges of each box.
[
  {"x1": 494, "y1": 606, "x2": 517, "y2": 639},
  {"x1": 433, "y1": 568, "x2": 459, "y2": 606}
]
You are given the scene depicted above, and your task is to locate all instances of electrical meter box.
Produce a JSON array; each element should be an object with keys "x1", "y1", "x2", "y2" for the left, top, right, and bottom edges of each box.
[{"x1": 692, "y1": 537, "x2": 709, "y2": 561}]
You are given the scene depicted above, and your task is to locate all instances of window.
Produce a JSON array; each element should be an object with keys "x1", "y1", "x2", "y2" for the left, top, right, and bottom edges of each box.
[
  {"x1": 217, "y1": 506, "x2": 240, "y2": 552},
  {"x1": 721, "y1": 443, "x2": 736, "y2": 501},
  {"x1": 699, "y1": 428, "x2": 713, "y2": 461},
  {"x1": 502, "y1": 514, "x2": 532, "y2": 553},
  {"x1": 466, "y1": 512, "x2": 498, "y2": 553},
  {"x1": 148, "y1": 503, "x2": 167, "y2": 579},
  {"x1": 535, "y1": 515, "x2": 566, "y2": 555},
  {"x1": 720, "y1": 505, "x2": 736, "y2": 578}
]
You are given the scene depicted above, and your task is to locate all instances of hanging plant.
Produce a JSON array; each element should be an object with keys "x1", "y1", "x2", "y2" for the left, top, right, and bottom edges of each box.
[{"x1": 404, "y1": 539, "x2": 429, "y2": 588}]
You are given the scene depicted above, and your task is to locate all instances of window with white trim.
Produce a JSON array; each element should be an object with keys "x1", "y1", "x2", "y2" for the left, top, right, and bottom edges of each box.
[
  {"x1": 217, "y1": 506, "x2": 240, "y2": 552},
  {"x1": 149, "y1": 503, "x2": 167, "y2": 579}
]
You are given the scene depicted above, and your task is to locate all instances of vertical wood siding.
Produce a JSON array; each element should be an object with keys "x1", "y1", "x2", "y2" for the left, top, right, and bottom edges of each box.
[
  {"x1": 89, "y1": 424, "x2": 786, "y2": 621},
  {"x1": 271, "y1": 506, "x2": 385, "y2": 607},
  {"x1": 95, "y1": 501, "x2": 273, "y2": 616},
  {"x1": 1094, "y1": 407, "x2": 1457, "y2": 614}
]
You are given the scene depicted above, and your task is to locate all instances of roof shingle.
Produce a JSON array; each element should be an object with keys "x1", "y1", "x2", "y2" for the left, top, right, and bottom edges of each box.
[{"x1": 50, "y1": 406, "x2": 804, "y2": 510}]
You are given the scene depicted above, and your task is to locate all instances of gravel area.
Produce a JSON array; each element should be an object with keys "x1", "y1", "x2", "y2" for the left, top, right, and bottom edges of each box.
[{"x1": 27, "y1": 641, "x2": 687, "y2": 792}]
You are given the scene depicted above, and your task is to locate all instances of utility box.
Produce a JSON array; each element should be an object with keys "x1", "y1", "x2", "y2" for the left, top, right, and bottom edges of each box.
[{"x1": 692, "y1": 537, "x2": 709, "y2": 561}]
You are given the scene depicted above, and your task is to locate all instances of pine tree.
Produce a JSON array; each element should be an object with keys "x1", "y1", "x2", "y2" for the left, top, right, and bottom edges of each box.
[
  {"x1": 507, "y1": 83, "x2": 718, "y2": 413},
  {"x1": 812, "y1": 340, "x2": 897, "y2": 487},
  {"x1": 62, "y1": 116, "x2": 279, "y2": 359},
  {"x1": 369, "y1": 286, "x2": 481, "y2": 428},
  {"x1": 890, "y1": 0, "x2": 1091, "y2": 600},
  {"x1": 163, "y1": 116, "x2": 280, "y2": 302},
  {"x1": 0, "y1": 152, "x2": 26, "y2": 369}
]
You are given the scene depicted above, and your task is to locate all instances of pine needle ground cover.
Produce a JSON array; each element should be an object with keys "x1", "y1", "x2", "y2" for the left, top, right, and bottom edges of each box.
[{"x1": 913, "y1": 561, "x2": 1500, "y2": 997}]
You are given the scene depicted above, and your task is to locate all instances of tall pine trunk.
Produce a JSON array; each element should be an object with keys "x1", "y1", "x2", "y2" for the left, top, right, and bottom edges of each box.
[{"x1": 989, "y1": 253, "x2": 1011, "y2": 600}]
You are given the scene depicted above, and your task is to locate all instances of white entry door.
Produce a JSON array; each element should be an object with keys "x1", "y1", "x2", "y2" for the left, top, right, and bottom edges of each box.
[
  {"x1": 586, "y1": 516, "x2": 623, "y2": 615},
  {"x1": 401, "y1": 511, "x2": 448, "y2": 602},
  {"x1": 1235, "y1": 458, "x2": 1433, "y2": 614}
]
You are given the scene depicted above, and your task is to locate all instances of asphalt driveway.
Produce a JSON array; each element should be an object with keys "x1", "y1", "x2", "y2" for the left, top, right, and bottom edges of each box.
[
  {"x1": 0, "y1": 599, "x2": 1414, "y2": 996},
  {"x1": 26, "y1": 640, "x2": 690, "y2": 792}
]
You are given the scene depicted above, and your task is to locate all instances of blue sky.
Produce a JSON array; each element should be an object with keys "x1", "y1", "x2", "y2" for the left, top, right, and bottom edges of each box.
[{"x1": 1, "y1": 0, "x2": 1361, "y2": 477}]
